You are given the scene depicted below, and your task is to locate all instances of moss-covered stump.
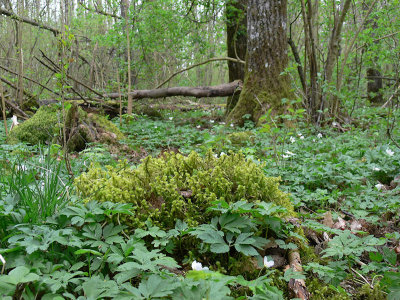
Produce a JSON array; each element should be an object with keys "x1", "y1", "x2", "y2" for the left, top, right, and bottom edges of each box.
[
  {"x1": 8, "y1": 103, "x2": 124, "y2": 152},
  {"x1": 74, "y1": 150, "x2": 294, "y2": 229}
]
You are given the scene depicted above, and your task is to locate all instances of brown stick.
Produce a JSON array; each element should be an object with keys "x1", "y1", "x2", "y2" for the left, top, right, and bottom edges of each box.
[
  {"x1": 0, "y1": 64, "x2": 59, "y2": 96},
  {"x1": 0, "y1": 8, "x2": 61, "y2": 36},
  {"x1": 0, "y1": 76, "x2": 37, "y2": 101},
  {"x1": 0, "y1": 83, "x2": 8, "y2": 135},
  {"x1": 39, "y1": 51, "x2": 104, "y2": 98},
  {"x1": 78, "y1": 2, "x2": 122, "y2": 19},
  {"x1": 156, "y1": 57, "x2": 245, "y2": 89},
  {"x1": 288, "y1": 249, "x2": 310, "y2": 300},
  {"x1": 3, "y1": 98, "x2": 29, "y2": 119},
  {"x1": 104, "y1": 80, "x2": 243, "y2": 99}
]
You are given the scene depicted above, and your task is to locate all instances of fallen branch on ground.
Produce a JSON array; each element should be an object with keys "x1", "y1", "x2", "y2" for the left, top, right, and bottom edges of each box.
[{"x1": 105, "y1": 80, "x2": 243, "y2": 99}]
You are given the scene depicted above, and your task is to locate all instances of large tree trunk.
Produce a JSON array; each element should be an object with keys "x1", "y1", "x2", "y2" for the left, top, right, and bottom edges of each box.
[
  {"x1": 225, "y1": 0, "x2": 247, "y2": 115},
  {"x1": 227, "y1": 0, "x2": 292, "y2": 125}
]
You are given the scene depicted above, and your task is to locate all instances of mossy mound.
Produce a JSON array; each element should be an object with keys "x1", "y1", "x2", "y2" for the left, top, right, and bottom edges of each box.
[
  {"x1": 228, "y1": 131, "x2": 255, "y2": 146},
  {"x1": 8, "y1": 104, "x2": 124, "y2": 152},
  {"x1": 74, "y1": 150, "x2": 294, "y2": 229},
  {"x1": 7, "y1": 105, "x2": 60, "y2": 145}
]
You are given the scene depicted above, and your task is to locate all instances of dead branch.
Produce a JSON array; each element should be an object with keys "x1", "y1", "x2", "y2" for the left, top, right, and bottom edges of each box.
[
  {"x1": 0, "y1": 76, "x2": 37, "y2": 101},
  {"x1": 35, "y1": 53, "x2": 104, "y2": 98},
  {"x1": 0, "y1": 63, "x2": 59, "y2": 96},
  {"x1": 3, "y1": 97, "x2": 29, "y2": 119},
  {"x1": 0, "y1": 8, "x2": 60, "y2": 36},
  {"x1": 287, "y1": 249, "x2": 310, "y2": 300},
  {"x1": 156, "y1": 57, "x2": 245, "y2": 89},
  {"x1": 78, "y1": 2, "x2": 122, "y2": 19},
  {"x1": 105, "y1": 80, "x2": 243, "y2": 99}
]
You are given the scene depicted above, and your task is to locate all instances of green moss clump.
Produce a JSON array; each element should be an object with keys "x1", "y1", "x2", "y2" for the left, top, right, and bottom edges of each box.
[
  {"x1": 74, "y1": 150, "x2": 294, "y2": 229},
  {"x1": 307, "y1": 278, "x2": 350, "y2": 300},
  {"x1": 88, "y1": 113, "x2": 124, "y2": 140},
  {"x1": 7, "y1": 104, "x2": 124, "y2": 150},
  {"x1": 8, "y1": 105, "x2": 60, "y2": 145},
  {"x1": 355, "y1": 283, "x2": 386, "y2": 300},
  {"x1": 228, "y1": 131, "x2": 255, "y2": 146}
]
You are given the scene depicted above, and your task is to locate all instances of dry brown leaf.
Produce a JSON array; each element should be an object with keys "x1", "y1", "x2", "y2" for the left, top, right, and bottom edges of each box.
[
  {"x1": 333, "y1": 216, "x2": 346, "y2": 230},
  {"x1": 322, "y1": 211, "x2": 334, "y2": 228}
]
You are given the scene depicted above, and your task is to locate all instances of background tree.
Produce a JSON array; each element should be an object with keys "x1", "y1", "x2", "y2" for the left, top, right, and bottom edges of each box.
[
  {"x1": 227, "y1": 0, "x2": 292, "y2": 125},
  {"x1": 225, "y1": 0, "x2": 247, "y2": 115}
]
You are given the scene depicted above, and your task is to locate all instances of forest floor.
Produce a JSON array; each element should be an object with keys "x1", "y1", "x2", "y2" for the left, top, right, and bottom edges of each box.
[{"x1": 0, "y1": 100, "x2": 399, "y2": 299}]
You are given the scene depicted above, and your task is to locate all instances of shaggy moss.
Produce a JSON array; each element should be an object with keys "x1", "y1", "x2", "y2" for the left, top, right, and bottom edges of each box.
[
  {"x1": 8, "y1": 105, "x2": 60, "y2": 145},
  {"x1": 74, "y1": 150, "x2": 294, "y2": 229}
]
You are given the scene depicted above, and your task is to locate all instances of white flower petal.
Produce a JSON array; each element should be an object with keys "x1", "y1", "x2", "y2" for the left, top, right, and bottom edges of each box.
[
  {"x1": 263, "y1": 256, "x2": 274, "y2": 268},
  {"x1": 317, "y1": 133, "x2": 323, "y2": 138},
  {"x1": 386, "y1": 148, "x2": 394, "y2": 156},
  {"x1": 375, "y1": 183, "x2": 384, "y2": 191}
]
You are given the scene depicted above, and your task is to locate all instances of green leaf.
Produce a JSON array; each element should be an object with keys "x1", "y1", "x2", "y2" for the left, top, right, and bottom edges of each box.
[{"x1": 74, "y1": 249, "x2": 102, "y2": 256}]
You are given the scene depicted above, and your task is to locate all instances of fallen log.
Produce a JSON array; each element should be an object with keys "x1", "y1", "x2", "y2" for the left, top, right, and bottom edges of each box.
[{"x1": 104, "y1": 80, "x2": 243, "y2": 100}]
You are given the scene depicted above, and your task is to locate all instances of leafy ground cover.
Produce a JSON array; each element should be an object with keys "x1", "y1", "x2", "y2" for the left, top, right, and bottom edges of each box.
[{"x1": 0, "y1": 103, "x2": 399, "y2": 299}]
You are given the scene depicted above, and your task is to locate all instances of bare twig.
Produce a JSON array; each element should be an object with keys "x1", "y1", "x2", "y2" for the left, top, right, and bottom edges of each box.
[{"x1": 156, "y1": 57, "x2": 245, "y2": 89}]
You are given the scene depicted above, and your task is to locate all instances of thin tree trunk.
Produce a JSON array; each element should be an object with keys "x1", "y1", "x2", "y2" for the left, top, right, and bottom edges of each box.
[
  {"x1": 16, "y1": 0, "x2": 24, "y2": 106},
  {"x1": 0, "y1": 83, "x2": 8, "y2": 136},
  {"x1": 225, "y1": 0, "x2": 247, "y2": 115}
]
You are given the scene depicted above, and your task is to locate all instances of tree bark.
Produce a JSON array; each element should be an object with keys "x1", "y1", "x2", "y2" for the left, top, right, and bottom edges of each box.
[
  {"x1": 227, "y1": 0, "x2": 292, "y2": 125},
  {"x1": 225, "y1": 0, "x2": 247, "y2": 115},
  {"x1": 104, "y1": 80, "x2": 242, "y2": 99}
]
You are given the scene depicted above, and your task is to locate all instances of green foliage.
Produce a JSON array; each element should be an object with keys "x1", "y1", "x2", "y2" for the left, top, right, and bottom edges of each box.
[
  {"x1": 0, "y1": 151, "x2": 71, "y2": 223},
  {"x1": 75, "y1": 150, "x2": 294, "y2": 229}
]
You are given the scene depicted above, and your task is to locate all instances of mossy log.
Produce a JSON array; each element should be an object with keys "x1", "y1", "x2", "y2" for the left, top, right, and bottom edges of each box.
[{"x1": 8, "y1": 103, "x2": 124, "y2": 152}]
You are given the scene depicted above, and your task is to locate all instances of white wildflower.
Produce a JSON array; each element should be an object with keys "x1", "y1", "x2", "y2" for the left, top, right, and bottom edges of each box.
[
  {"x1": 373, "y1": 167, "x2": 380, "y2": 171},
  {"x1": 220, "y1": 152, "x2": 226, "y2": 156},
  {"x1": 290, "y1": 136, "x2": 296, "y2": 143},
  {"x1": 230, "y1": 123, "x2": 234, "y2": 127},
  {"x1": 285, "y1": 150, "x2": 296, "y2": 156},
  {"x1": 196, "y1": 125, "x2": 201, "y2": 129},
  {"x1": 191, "y1": 260, "x2": 209, "y2": 271},
  {"x1": 282, "y1": 154, "x2": 290, "y2": 158},
  {"x1": 154, "y1": 126, "x2": 158, "y2": 129},
  {"x1": 10, "y1": 115, "x2": 19, "y2": 130},
  {"x1": 299, "y1": 135, "x2": 305, "y2": 140},
  {"x1": 17, "y1": 164, "x2": 27, "y2": 171},
  {"x1": 169, "y1": 117, "x2": 173, "y2": 120},
  {"x1": 386, "y1": 148, "x2": 394, "y2": 156},
  {"x1": 375, "y1": 183, "x2": 384, "y2": 191},
  {"x1": 220, "y1": 122, "x2": 226, "y2": 125},
  {"x1": 317, "y1": 133, "x2": 323, "y2": 138},
  {"x1": 263, "y1": 256, "x2": 274, "y2": 268},
  {"x1": 332, "y1": 121, "x2": 337, "y2": 127},
  {"x1": 210, "y1": 120, "x2": 215, "y2": 124}
]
